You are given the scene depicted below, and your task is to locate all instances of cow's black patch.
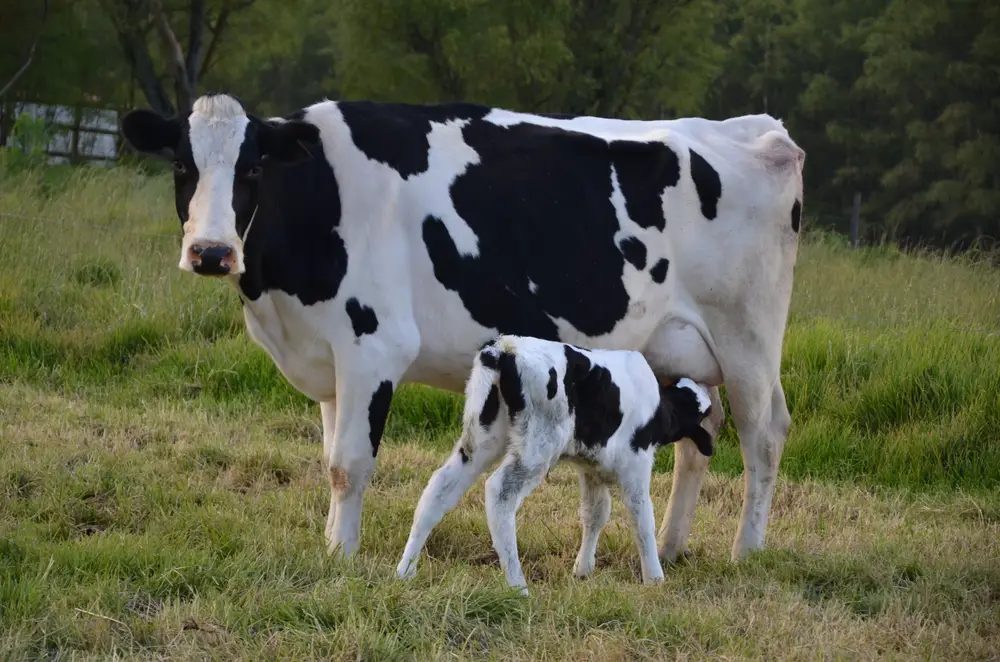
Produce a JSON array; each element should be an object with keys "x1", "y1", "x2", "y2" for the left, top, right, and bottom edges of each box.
[
  {"x1": 562, "y1": 346, "x2": 623, "y2": 448},
  {"x1": 611, "y1": 140, "x2": 679, "y2": 231},
  {"x1": 619, "y1": 236, "x2": 647, "y2": 271},
  {"x1": 427, "y1": 122, "x2": 665, "y2": 339},
  {"x1": 497, "y1": 351, "x2": 526, "y2": 422},
  {"x1": 791, "y1": 199, "x2": 801, "y2": 233},
  {"x1": 367, "y1": 380, "x2": 394, "y2": 457},
  {"x1": 478, "y1": 348, "x2": 500, "y2": 371},
  {"x1": 345, "y1": 298, "x2": 378, "y2": 338},
  {"x1": 689, "y1": 149, "x2": 721, "y2": 221},
  {"x1": 237, "y1": 117, "x2": 347, "y2": 305},
  {"x1": 650, "y1": 258, "x2": 669, "y2": 284},
  {"x1": 338, "y1": 101, "x2": 492, "y2": 180},
  {"x1": 547, "y1": 367, "x2": 558, "y2": 399},
  {"x1": 458, "y1": 447, "x2": 469, "y2": 464},
  {"x1": 479, "y1": 384, "x2": 501, "y2": 428}
]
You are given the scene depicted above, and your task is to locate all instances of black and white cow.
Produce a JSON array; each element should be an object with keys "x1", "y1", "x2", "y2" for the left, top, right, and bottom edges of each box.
[
  {"x1": 397, "y1": 335, "x2": 714, "y2": 593},
  {"x1": 120, "y1": 93, "x2": 805, "y2": 564}
]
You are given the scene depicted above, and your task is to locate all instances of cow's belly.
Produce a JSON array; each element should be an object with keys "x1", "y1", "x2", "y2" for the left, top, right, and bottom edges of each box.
[
  {"x1": 241, "y1": 292, "x2": 338, "y2": 402},
  {"x1": 403, "y1": 279, "x2": 685, "y2": 393}
]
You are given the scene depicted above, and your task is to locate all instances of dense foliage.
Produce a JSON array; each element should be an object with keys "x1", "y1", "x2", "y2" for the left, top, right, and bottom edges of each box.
[{"x1": 1, "y1": 0, "x2": 996, "y2": 248}]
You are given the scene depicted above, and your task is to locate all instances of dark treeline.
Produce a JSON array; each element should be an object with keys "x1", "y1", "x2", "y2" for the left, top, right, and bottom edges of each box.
[{"x1": 2, "y1": 0, "x2": 997, "y2": 249}]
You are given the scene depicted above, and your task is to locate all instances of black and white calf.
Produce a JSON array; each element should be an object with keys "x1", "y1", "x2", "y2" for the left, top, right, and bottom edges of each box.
[
  {"x1": 121, "y1": 93, "x2": 805, "y2": 564},
  {"x1": 396, "y1": 336, "x2": 713, "y2": 592}
]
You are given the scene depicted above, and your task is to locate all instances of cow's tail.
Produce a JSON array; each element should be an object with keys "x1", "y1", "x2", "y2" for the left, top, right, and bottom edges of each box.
[{"x1": 459, "y1": 341, "x2": 509, "y2": 459}]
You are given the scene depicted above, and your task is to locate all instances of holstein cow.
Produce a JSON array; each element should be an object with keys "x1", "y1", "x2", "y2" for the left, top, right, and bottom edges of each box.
[
  {"x1": 397, "y1": 335, "x2": 715, "y2": 592},
  {"x1": 120, "y1": 93, "x2": 804, "y2": 564}
]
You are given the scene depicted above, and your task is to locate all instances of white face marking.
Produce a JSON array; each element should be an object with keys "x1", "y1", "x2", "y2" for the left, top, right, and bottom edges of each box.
[
  {"x1": 179, "y1": 95, "x2": 250, "y2": 273},
  {"x1": 676, "y1": 377, "x2": 711, "y2": 414}
]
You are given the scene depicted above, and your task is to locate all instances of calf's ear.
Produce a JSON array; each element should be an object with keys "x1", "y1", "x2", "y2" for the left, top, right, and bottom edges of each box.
[
  {"x1": 688, "y1": 427, "x2": 714, "y2": 457},
  {"x1": 121, "y1": 109, "x2": 181, "y2": 157},
  {"x1": 260, "y1": 119, "x2": 321, "y2": 165}
]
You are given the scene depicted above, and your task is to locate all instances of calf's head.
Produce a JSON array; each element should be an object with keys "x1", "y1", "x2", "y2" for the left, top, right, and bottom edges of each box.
[
  {"x1": 120, "y1": 94, "x2": 320, "y2": 276},
  {"x1": 659, "y1": 378, "x2": 714, "y2": 457}
]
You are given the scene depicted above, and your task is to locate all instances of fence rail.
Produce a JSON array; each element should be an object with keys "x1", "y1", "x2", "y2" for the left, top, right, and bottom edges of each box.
[{"x1": 0, "y1": 98, "x2": 124, "y2": 165}]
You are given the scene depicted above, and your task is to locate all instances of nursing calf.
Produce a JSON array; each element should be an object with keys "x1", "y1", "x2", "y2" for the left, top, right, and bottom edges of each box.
[{"x1": 397, "y1": 335, "x2": 713, "y2": 592}]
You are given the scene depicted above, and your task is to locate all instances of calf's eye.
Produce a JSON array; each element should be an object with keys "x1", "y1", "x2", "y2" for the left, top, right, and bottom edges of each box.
[
  {"x1": 246, "y1": 165, "x2": 263, "y2": 179},
  {"x1": 172, "y1": 161, "x2": 186, "y2": 174}
]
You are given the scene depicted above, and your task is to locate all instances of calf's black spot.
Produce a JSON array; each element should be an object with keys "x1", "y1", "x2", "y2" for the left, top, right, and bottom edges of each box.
[
  {"x1": 629, "y1": 404, "x2": 663, "y2": 451},
  {"x1": 650, "y1": 258, "x2": 669, "y2": 284},
  {"x1": 689, "y1": 149, "x2": 721, "y2": 221},
  {"x1": 345, "y1": 298, "x2": 378, "y2": 338},
  {"x1": 618, "y1": 237, "x2": 647, "y2": 270},
  {"x1": 478, "y1": 348, "x2": 499, "y2": 371},
  {"x1": 547, "y1": 367, "x2": 558, "y2": 399},
  {"x1": 791, "y1": 199, "x2": 802, "y2": 233},
  {"x1": 562, "y1": 346, "x2": 623, "y2": 448},
  {"x1": 367, "y1": 380, "x2": 394, "y2": 457},
  {"x1": 458, "y1": 447, "x2": 469, "y2": 464},
  {"x1": 497, "y1": 352, "x2": 526, "y2": 422},
  {"x1": 479, "y1": 384, "x2": 501, "y2": 428}
]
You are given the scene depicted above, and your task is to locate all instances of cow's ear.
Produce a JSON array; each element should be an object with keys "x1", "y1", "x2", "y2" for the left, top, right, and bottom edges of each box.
[
  {"x1": 121, "y1": 109, "x2": 181, "y2": 157},
  {"x1": 688, "y1": 427, "x2": 714, "y2": 457},
  {"x1": 261, "y1": 119, "x2": 321, "y2": 165}
]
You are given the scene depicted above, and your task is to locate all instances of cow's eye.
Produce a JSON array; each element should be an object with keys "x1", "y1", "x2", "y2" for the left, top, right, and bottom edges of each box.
[
  {"x1": 172, "y1": 160, "x2": 186, "y2": 175},
  {"x1": 246, "y1": 165, "x2": 263, "y2": 179}
]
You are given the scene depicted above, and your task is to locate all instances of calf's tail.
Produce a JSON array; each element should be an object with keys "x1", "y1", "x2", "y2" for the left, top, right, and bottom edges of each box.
[{"x1": 459, "y1": 341, "x2": 518, "y2": 458}]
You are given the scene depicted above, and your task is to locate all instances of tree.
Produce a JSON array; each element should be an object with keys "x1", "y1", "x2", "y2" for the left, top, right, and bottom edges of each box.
[
  {"x1": 331, "y1": 0, "x2": 724, "y2": 118},
  {"x1": 98, "y1": 0, "x2": 255, "y2": 116},
  {"x1": 855, "y1": 0, "x2": 1000, "y2": 246},
  {"x1": 0, "y1": 0, "x2": 50, "y2": 98}
]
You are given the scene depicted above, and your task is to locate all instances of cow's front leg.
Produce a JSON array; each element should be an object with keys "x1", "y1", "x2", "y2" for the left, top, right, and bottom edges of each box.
[{"x1": 324, "y1": 361, "x2": 407, "y2": 558}]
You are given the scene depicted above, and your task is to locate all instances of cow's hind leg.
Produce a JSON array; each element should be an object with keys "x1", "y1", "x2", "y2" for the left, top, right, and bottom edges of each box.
[
  {"x1": 658, "y1": 386, "x2": 724, "y2": 562},
  {"x1": 727, "y1": 376, "x2": 791, "y2": 560},
  {"x1": 396, "y1": 424, "x2": 507, "y2": 580}
]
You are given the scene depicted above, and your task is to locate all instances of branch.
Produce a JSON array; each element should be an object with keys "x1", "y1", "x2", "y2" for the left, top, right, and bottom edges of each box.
[
  {"x1": 186, "y1": 0, "x2": 207, "y2": 86},
  {"x1": 198, "y1": 9, "x2": 231, "y2": 79},
  {"x1": 150, "y1": 0, "x2": 193, "y2": 111},
  {"x1": 0, "y1": 0, "x2": 51, "y2": 98},
  {"x1": 198, "y1": 1, "x2": 255, "y2": 80}
]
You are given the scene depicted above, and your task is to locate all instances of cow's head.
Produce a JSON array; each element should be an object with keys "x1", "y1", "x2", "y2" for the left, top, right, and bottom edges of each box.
[
  {"x1": 121, "y1": 94, "x2": 321, "y2": 276},
  {"x1": 659, "y1": 378, "x2": 714, "y2": 457}
]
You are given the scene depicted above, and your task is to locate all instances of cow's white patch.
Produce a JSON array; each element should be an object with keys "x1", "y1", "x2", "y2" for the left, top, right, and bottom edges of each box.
[
  {"x1": 676, "y1": 377, "x2": 711, "y2": 414},
  {"x1": 181, "y1": 95, "x2": 250, "y2": 272}
]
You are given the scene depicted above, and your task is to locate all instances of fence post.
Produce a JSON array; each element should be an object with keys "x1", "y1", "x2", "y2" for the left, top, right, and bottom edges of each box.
[{"x1": 850, "y1": 191, "x2": 861, "y2": 249}]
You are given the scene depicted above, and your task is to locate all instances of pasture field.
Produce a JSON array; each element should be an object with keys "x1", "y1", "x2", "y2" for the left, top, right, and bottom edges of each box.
[{"x1": 1, "y1": 164, "x2": 999, "y2": 660}]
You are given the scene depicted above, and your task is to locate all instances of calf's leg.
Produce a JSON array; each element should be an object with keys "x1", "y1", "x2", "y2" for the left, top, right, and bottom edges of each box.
[
  {"x1": 658, "y1": 386, "x2": 724, "y2": 562},
  {"x1": 572, "y1": 469, "x2": 611, "y2": 579},
  {"x1": 396, "y1": 426, "x2": 507, "y2": 579},
  {"x1": 619, "y1": 469, "x2": 664, "y2": 584},
  {"x1": 484, "y1": 454, "x2": 546, "y2": 594}
]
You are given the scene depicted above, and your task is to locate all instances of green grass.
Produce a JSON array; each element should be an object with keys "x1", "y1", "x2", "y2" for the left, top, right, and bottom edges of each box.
[{"x1": 1, "y1": 164, "x2": 999, "y2": 659}]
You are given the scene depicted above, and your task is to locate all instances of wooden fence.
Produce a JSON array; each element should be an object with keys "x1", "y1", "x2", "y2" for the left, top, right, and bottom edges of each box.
[{"x1": 0, "y1": 98, "x2": 124, "y2": 166}]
